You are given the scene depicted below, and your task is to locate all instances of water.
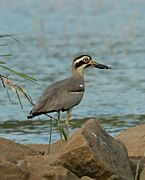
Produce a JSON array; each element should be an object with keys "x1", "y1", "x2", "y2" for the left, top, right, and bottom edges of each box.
[{"x1": 0, "y1": 0, "x2": 145, "y2": 143}]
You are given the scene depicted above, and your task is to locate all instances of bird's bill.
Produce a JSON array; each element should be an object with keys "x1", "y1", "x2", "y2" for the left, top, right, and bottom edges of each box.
[{"x1": 89, "y1": 60, "x2": 111, "y2": 69}]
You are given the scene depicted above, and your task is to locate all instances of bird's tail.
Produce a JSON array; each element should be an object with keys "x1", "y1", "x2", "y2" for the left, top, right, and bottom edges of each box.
[
  {"x1": 27, "y1": 110, "x2": 34, "y2": 119},
  {"x1": 27, "y1": 115, "x2": 33, "y2": 119},
  {"x1": 27, "y1": 111, "x2": 41, "y2": 119}
]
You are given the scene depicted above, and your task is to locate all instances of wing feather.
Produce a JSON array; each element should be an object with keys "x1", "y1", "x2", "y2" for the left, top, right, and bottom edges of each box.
[{"x1": 30, "y1": 77, "x2": 84, "y2": 115}]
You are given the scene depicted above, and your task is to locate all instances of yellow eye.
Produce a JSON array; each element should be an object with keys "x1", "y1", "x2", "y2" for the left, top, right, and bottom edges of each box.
[{"x1": 83, "y1": 57, "x2": 89, "y2": 63}]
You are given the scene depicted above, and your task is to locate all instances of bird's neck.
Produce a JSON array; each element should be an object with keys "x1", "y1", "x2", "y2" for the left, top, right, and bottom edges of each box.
[{"x1": 71, "y1": 67, "x2": 85, "y2": 79}]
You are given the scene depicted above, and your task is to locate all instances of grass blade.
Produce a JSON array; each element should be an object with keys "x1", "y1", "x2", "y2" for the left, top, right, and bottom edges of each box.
[
  {"x1": 0, "y1": 74, "x2": 34, "y2": 107},
  {"x1": 16, "y1": 86, "x2": 34, "y2": 106},
  {"x1": 0, "y1": 54, "x2": 12, "y2": 57},
  {"x1": 0, "y1": 44, "x2": 8, "y2": 46},
  {"x1": 0, "y1": 34, "x2": 26, "y2": 46},
  {"x1": 61, "y1": 127, "x2": 68, "y2": 141},
  {"x1": 0, "y1": 61, "x2": 6, "y2": 64},
  {"x1": 0, "y1": 65, "x2": 37, "y2": 83},
  {"x1": 0, "y1": 75, "x2": 6, "y2": 87},
  {"x1": 15, "y1": 89, "x2": 23, "y2": 109},
  {"x1": 48, "y1": 117, "x2": 53, "y2": 154},
  {"x1": 6, "y1": 88, "x2": 12, "y2": 102}
]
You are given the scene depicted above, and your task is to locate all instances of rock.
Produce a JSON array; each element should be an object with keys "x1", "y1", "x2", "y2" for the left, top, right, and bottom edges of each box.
[
  {"x1": 129, "y1": 158, "x2": 144, "y2": 179},
  {"x1": 42, "y1": 166, "x2": 80, "y2": 180},
  {"x1": 0, "y1": 137, "x2": 39, "y2": 162},
  {"x1": 105, "y1": 175, "x2": 120, "y2": 180},
  {"x1": 19, "y1": 155, "x2": 79, "y2": 180},
  {"x1": 28, "y1": 139, "x2": 66, "y2": 156},
  {"x1": 0, "y1": 155, "x2": 28, "y2": 180},
  {"x1": 51, "y1": 119, "x2": 133, "y2": 180},
  {"x1": 115, "y1": 124, "x2": 145, "y2": 178},
  {"x1": 81, "y1": 176, "x2": 94, "y2": 180},
  {"x1": 115, "y1": 124, "x2": 145, "y2": 157},
  {"x1": 140, "y1": 167, "x2": 145, "y2": 180},
  {"x1": 19, "y1": 155, "x2": 51, "y2": 179}
]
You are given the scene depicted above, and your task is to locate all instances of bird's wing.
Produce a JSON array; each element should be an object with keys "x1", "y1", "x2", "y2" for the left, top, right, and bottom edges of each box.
[
  {"x1": 46, "y1": 78, "x2": 84, "y2": 111},
  {"x1": 31, "y1": 80, "x2": 64, "y2": 113},
  {"x1": 56, "y1": 90, "x2": 84, "y2": 111},
  {"x1": 31, "y1": 77, "x2": 84, "y2": 115}
]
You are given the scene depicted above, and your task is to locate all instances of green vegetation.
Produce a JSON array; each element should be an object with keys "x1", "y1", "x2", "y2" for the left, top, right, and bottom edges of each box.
[{"x1": 0, "y1": 34, "x2": 37, "y2": 109}]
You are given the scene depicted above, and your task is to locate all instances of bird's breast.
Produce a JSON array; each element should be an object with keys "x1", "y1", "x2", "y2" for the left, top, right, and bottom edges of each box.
[{"x1": 69, "y1": 83, "x2": 84, "y2": 93}]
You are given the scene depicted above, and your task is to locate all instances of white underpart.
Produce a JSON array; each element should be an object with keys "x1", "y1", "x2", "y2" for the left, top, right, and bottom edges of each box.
[{"x1": 71, "y1": 92, "x2": 83, "y2": 94}]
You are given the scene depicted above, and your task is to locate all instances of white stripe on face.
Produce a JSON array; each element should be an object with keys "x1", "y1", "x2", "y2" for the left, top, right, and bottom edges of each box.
[{"x1": 74, "y1": 58, "x2": 84, "y2": 64}]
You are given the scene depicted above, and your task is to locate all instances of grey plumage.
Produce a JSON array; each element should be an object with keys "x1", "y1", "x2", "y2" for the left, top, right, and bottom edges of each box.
[
  {"x1": 27, "y1": 55, "x2": 111, "y2": 129},
  {"x1": 29, "y1": 76, "x2": 84, "y2": 117}
]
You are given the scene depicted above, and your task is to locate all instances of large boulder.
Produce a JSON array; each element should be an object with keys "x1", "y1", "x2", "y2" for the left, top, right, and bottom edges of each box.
[
  {"x1": 0, "y1": 155, "x2": 28, "y2": 180},
  {"x1": 0, "y1": 137, "x2": 39, "y2": 162},
  {"x1": 19, "y1": 155, "x2": 79, "y2": 180},
  {"x1": 28, "y1": 139, "x2": 66, "y2": 156},
  {"x1": 51, "y1": 119, "x2": 133, "y2": 180},
  {"x1": 115, "y1": 124, "x2": 145, "y2": 157}
]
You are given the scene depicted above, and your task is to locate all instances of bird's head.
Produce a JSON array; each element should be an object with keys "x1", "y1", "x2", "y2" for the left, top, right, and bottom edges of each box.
[{"x1": 72, "y1": 55, "x2": 111, "y2": 76}]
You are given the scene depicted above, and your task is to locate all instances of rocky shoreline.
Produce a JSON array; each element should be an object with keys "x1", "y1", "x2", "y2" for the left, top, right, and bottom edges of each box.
[{"x1": 0, "y1": 119, "x2": 145, "y2": 180}]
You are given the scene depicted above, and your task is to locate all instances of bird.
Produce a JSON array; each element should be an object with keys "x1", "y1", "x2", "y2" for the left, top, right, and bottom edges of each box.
[{"x1": 27, "y1": 55, "x2": 111, "y2": 135}]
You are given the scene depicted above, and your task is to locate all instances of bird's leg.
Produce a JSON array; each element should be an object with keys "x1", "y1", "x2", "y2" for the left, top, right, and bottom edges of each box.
[
  {"x1": 65, "y1": 110, "x2": 71, "y2": 137},
  {"x1": 57, "y1": 111, "x2": 63, "y2": 140},
  {"x1": 57, "y1": 111, "x2": 61, "y2": 126}
]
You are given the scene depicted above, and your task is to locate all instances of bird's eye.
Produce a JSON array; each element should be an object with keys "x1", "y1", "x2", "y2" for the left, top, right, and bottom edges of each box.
[{"x1": 83, "y1": 57, "x2": 89, "y2": 63}]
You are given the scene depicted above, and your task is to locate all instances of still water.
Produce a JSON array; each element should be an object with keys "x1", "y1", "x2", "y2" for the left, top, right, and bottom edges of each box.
[{"x1": 0, "y1": 0, "x2": 145, "y2": 143}]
